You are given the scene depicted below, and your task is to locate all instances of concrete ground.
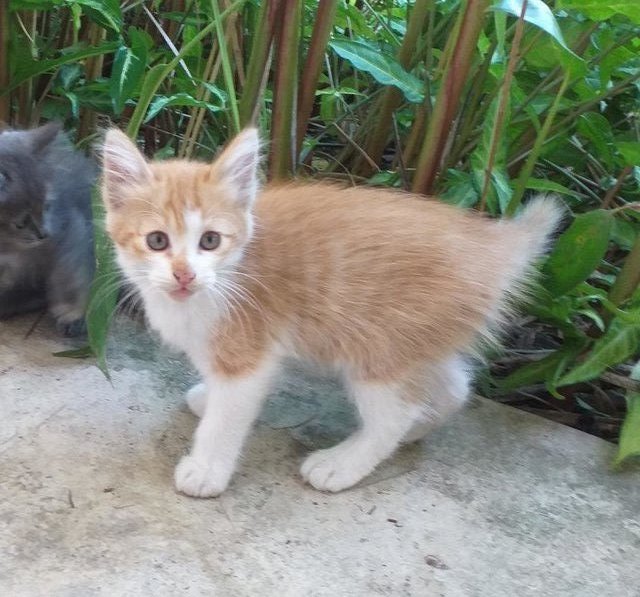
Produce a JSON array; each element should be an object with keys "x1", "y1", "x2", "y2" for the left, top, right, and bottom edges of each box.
[{"x1": 1, "y1": 315, "x2": 639, "y2": 597}]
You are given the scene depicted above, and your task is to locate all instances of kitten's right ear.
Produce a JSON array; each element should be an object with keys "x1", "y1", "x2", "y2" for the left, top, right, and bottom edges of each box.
[
  {"x1": 101, "y1": 128, "x2": 151, "y2": 209},
  {"x1": 210, "y1": 128, "x2": 261, "y2": 208}
]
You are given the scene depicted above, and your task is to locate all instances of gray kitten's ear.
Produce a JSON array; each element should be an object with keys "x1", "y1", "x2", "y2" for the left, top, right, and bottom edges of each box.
[
  {"x1": 210, "y1": 128, "x2": 261, "y2": 208},
  {"x1": 101, "y1": 128, "x2": 151, "y2": 209},
  {"x1": 29, "y1": 121, "x2": 62, "y2": 152}
]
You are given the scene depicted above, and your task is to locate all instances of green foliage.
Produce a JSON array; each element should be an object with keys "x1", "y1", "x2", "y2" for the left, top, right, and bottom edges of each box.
[
  {"x1": 1, "y1": 0, "x2": 639, "y2": 456},
  {"x1": 615, "y1": 361, "x2": 640, "y2": 467},
  {"x1": 328, "y1": 38, "x2": 424, "y2": 103},
  {"x1": 543, "y1": 211, "x2": 613, "y2": 297}
]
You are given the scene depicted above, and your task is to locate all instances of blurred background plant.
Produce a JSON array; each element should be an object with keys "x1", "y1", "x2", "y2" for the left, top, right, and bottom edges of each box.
[{"x1": 1, "y1": 0, "x2": 638, "y2": 465}]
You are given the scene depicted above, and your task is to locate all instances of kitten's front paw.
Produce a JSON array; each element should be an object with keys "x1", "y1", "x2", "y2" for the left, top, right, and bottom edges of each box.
[
  {"x1": 50, "y1": 303, "x2": 87, "y2": 337},
  {"x1": 301, "y1": 443, "x2": 374, "y2": 493},
  {"x1": 185, "y1": 383, "x2": 207, "y2": 418},
  {"x1": 174, "y1": 455, "x2": 230, "y2": 498}
]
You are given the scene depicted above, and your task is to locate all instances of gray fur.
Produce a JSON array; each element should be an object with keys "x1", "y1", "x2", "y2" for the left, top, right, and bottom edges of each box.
[{"x1": 0, "y1": 122, "x2": 95, "y2": 335}]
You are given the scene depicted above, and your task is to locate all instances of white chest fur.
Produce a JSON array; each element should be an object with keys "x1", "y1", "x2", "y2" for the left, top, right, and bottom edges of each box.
[{"x1": 141, "y1": 289, "x2": 218, "y2": 374}]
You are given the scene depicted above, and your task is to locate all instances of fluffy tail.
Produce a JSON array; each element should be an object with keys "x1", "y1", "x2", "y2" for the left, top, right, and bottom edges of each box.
[
  {"x1": 491, "y1": 194, "x2": 565, "y2": 310},
  {"x1": 513, "y1": 194, "x2": 565, "y2": 260}
]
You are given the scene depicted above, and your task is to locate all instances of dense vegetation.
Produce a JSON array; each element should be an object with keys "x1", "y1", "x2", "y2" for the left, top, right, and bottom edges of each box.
[{"x1": 1, "y1": 0, "x2": 639, "y2": 464}]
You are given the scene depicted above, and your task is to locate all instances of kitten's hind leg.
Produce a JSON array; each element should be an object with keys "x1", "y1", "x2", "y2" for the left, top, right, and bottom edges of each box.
[
  {"x1": 403, "y1": 355, "x2": 471, "y2": 443},
  {"x1": 301, "y1": 378, "x2": 425, "y2": 493},
  {"x1": 301, "y1": 357, "x2": 471, "y2": 493},
  {"x1": 175, "y1": 357, "x2": 279, "y2": 498}
]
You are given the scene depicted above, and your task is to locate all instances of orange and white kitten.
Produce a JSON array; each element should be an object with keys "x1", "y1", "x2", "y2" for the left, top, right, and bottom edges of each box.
[{"x1": 102, "y1": 128, "x2": 561, "y2": 497}]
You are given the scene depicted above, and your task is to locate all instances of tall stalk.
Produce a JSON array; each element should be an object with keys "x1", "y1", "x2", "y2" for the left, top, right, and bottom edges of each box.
[
  {"x1": 609, "y1": 235, "x2": 640, "y2": 309},
  {"x1": 506, "y1": 70, "x2": 571, "y2": 216},
  {"x1": 478, "y1": 0, "x2": 527, "y2": 212},
  {"x1": 296, "y1": 0, "x2": 338, "y2": 156},
  {"x1": 210, "y1": 0, "x2": 240, "y2": 133},
  {"x1": 269, "y1": 0, "x2": 301, "y2": 180},
  {"x1": 239, "y1": 0, "x2": 281, "y2": 126},
  {"x1": 77, "y1": 22, "x2": 106, "y2": 142},
  {"x1": 412, "y1": 0, "x2": 490, "y2": 196}
]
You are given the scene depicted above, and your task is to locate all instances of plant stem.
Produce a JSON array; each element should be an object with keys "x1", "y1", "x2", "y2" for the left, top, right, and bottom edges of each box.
[
  {"x1": 602, "y1": 165, "x2": 633, "y2": 209},
  {"x1": 239, "y1": 0, "x2": 281, "y2": 127},
  {"x1": 269, "y1": 0, "x2": 301, "y2": 180},
  {"x1": 411, "y1": 0, "x2": 489, "y2": 196},
  {"x1": 353, "y1": 0, "x2": 431, "y2": 176},
  {"x1": 609, "y1": 234, "x2": 640, "y2": 308},
  {"x1": 509, "y1": 71, "x2": 640, "y2": 171},
  {"x1": 479, "y1": 0, "x2": 527, "y2": 212},
  {"x1": 506, "y1": 69, "x2": 571, "y2": 216},
  {"x1": 210, "y1": 0, "x2": 240, "y2": 133},
  {"x1": 296, "y1": 0, "x2": 338, "y2": 157}
]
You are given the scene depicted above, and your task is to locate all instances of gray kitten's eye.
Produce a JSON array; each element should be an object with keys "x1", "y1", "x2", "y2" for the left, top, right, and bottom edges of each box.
[
  {"x1": 146, "y1": 231, "x2": 169, "y2": 251},
  {"x1": 199, "y1": 231, "x2": 221, "y2": 251},
  {"x1": 0, "y1": 170, "x2": 8, "y2": 189}
]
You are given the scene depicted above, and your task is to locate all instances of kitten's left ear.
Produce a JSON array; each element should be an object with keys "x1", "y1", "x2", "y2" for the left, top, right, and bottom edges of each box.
[
  {"x1": 101, "y1": 128, "x2": 152, "y2": 209},
  {"x1": 210, "y1": 128, "x2": 261, "y2": 208}
]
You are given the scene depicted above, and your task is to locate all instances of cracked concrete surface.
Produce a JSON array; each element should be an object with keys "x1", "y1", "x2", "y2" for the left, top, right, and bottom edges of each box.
[{"x1": 1, "y1": 315, "x2": 639, "y2": 596}]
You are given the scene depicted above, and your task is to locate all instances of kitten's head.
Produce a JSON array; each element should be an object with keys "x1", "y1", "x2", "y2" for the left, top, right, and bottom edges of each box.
[
  {"x1": 101, "y1": 128, "x2": 261, "y2": 302},
  {"x1": 0, "y1": 122, "x2": 61, "y2": 250}
]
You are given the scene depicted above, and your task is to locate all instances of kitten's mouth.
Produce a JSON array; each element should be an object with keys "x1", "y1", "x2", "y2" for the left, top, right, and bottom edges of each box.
[{"x1": 169, "y1": 287, "x2": 195, "y2": 301}]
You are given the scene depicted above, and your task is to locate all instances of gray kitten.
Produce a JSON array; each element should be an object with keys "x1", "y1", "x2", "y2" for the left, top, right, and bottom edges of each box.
[{"x1": 0, "y1": 122, "x2": 95, "y2": 335}]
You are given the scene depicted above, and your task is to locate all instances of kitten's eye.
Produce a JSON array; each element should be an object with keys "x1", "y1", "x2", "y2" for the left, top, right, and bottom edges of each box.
[
  {"x1": 146, "y1": 231, "x2": 169, "y2": 251},
  {"x1": 199, "y1": 231, "x2": 221, "y2": 251},
  {"x1": 0, "y1": 170, "x2": 8, "y2": 189}
]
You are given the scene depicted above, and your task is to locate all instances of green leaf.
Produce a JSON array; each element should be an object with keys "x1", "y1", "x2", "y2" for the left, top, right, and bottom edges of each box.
[
  {"x1": 328, "y1": 39, "x2": 424, "y2": 103},
  {"x1": 126, "y1": 63, "x2": 169, "y2": 137},
  {"x1": 491, "y1": 0, "x2": 569, "y2": 50},
  {"x1": 110, "y1": 28, "x2": 148, "y2": 115},
  {"x1": 144, "y1": 93, "x2": 225, "y2": 123},
  {"x1": 614, "y1": 361, "x2": 640, "y2": 467},
  {"x1": 615, "y1": 393, "x2": 640, "y2": 467},
  {"x1": 611, "y1": 218, "x2": 638, "y2": 251},
  {"x1": 616, "y1": 141, "x2": 640, "y2": 166},
  {"x1": 5, "y1": 41, "x2": 119, "y2": 94},
  {"x1": 543, "y1": 210, "x2": 613, "y2": 297},
  {"x1": 86, "y1": 186, "x2": 119, "y2": 379},
  {"x1": 72, "y1": 0, "x2": 122, "y2": 31},
  {"x1": 558, "y1": 319, "x2": 640, "y2": 386},
  {"x1": 525, "y1": 178, "x2": 578, "y2": 197},
  {"x1": 577, "y1": 113, "x2": 615, "y2": 169},
  {"x1": 494, "y1": 341, "x2": 586, "y2": 393},
  {"x1": 53, "y1": 346, "x2": 93, "y2": 358},
  {"x1": 441, "y1": 170, "x2": 479, "y2": 208},
  {"x1": 557, "y1": 0, "x2": 640, "y2": 24},
  {"x1": 491, "y1": 0, "x2": 585, "y2": 75}
]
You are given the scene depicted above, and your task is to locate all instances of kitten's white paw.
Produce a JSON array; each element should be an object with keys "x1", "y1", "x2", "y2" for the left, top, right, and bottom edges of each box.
[
  {"x1": 402, "y1": 419, "x2": 432, "y2": 444},
  {"x1": 174, "y1": 455, "x2": 231, "y2": 498},
  {"x1": 301, "y1": 442, "x2": 376, "y2": 493},
  {"x1": 185, "y1": 383, "x2": 207, "y2": 418}
]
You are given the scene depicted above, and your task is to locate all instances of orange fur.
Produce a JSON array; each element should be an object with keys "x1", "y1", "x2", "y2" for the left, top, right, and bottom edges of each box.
[{"x1": 105, "y1": 153, "x2": 557, "y2": 384}]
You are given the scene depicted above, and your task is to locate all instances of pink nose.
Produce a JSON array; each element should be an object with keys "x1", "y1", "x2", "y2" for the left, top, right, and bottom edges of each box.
[{"x1": 173, "y1": 270, "x2": 195, "y2": 286}]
